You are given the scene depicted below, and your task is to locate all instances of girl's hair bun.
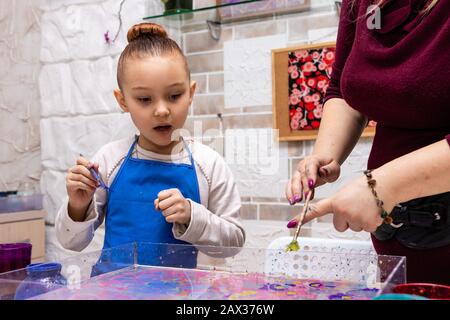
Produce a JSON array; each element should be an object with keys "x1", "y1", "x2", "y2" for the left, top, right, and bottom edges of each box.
[{"x1": 127, "y1": 23, "x2": 168, "y2": 43}]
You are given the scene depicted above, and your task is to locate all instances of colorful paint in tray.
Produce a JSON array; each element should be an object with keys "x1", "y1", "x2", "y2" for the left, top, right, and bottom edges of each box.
[{"x1": 30, "y1": 265, "x2": 380, "y2": 300}]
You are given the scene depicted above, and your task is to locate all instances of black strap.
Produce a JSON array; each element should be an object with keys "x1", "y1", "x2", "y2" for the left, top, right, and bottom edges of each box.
[
  {"x1": 392, "y1": 209, "x2": 435, "y2": 227},
  {"x1": 390, "y1": 192, "x2": 450, "y2": 228}
]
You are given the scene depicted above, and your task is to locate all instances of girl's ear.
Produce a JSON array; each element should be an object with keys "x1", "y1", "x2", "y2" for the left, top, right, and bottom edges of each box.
[
  {"x1": 189, "y1": 80, "x2": 197, "y2": 104},
  {"x1": 114, "y1": 89, "x2": 128, "y2": 113}
]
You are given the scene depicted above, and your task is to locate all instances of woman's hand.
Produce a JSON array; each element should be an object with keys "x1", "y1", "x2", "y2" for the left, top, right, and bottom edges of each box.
[
  {"x1": 155, "y1": 188, "x2": 191, "y2": 225},
  {"x1": 66, "y1": 156, "x2": 99, "y2": 221},
  {"x1": 286, "y1": 155, "x2": 341, "y2": 204},
  {"x1": 294, "y1": 176, "x2": 387, "y2": 233}
]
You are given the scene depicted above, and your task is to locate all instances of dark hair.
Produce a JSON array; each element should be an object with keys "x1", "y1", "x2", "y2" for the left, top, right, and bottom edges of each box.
[{"x1": 117, "y1": 23, "x2": 189, "y2": 88}]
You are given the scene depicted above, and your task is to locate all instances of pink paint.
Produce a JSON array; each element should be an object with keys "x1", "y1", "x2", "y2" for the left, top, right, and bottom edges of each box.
[{"x1": 31, "y1": 266, "x2": 379, "y2": 300}]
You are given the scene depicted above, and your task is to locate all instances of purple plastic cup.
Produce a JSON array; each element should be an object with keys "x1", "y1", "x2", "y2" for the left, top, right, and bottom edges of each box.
[{"x1": 0, "y1": 243, "x2": 32, "y2": 274}]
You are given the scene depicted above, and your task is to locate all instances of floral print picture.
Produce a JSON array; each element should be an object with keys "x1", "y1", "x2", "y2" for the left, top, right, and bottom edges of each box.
[
  {"x1": 273, "y1": 42, "x2": 375, "y2": 140},
  {"x1": 288, "y1": 47, "x2": 335, "y2": 131}
]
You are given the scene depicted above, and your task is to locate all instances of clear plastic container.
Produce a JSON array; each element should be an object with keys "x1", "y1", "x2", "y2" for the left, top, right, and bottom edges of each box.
[
  {"x1": 14, "y1": 263, "x2": 67, "y2": 300},
  {"x1": 0, "y1": 194, "x2": 43, "y2": 213},
  {"x1": 0, "y1": 241, "x2": 406, "y2": 300}
]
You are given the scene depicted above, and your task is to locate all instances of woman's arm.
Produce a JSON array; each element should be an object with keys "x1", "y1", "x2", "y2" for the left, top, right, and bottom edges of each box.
[
  {"x1": 372, "y1": 138, "x2": 450, "y2": 213},
  {"x1": 302, "y1": 138, "x2": 450, "y2": 232},
  {"x1": 314, "y1": 0, "x2": 364, "y2": 164},
  {"x1": 287, "y1": 98, "x2": 367, "y2": 202},
  {"x1": 314, "y1": 98, "x2": 368, "y2": 165}
]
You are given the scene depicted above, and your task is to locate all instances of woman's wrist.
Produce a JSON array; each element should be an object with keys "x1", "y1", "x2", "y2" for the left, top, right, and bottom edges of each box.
[
  {"x1": 365, "y1": 168, "x2": 399, "y2": 213},
  {"x1": 369, "y1": 139, "x2": 450, "y2": 205}
]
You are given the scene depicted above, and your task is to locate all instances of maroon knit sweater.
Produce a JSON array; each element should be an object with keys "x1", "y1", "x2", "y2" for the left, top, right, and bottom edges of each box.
[
  {"x1": 324, "y1": 0, "x2": 450, "y2": 284},
  {"x1": 325, "y1": 0, "x2": 450, "y2": 170}
]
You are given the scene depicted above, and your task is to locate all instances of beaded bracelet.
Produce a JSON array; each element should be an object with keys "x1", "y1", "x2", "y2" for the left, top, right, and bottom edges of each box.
[{"x1": 363, "y1": 169, "x2": 393, "y2": 224}]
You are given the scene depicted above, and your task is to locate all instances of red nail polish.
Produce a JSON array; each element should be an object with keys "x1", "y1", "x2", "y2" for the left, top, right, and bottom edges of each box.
[
  {"x1": 308, "y1": 179, "x2": 315, "y2": 189},
  {"x1": 287, "y1": 219, "x2": 298, "y2": 228}
]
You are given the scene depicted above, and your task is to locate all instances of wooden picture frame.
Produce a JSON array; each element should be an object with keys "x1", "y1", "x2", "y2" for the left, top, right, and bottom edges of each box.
[
  {"x1": 272, "y1": 42, "x2": 376, "y2": 141},
  {"x1": 216, "y1": 0, "x2": 310, "y2": 22}
]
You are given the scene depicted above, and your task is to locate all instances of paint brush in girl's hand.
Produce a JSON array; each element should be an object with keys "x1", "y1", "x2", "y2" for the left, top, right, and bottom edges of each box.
[
  {"x1": 88, "y1": 167, "x2": 109, "y2": 191},
  {"x1": 79, "y1": 154, "x2": 108, "y2": 191}
]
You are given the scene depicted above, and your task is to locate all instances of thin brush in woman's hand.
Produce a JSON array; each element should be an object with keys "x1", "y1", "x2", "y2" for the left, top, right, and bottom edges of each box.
[{"x1": 285, "y1": 191, "x2": 312, "y2": 252}]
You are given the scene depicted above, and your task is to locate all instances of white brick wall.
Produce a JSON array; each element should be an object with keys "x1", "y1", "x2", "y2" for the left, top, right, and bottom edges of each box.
[
  {"x1": 40, "y1": 57, "x2": 120, "y2": 117},
  {"x1": 40, "y1": 113, "x2": 137, "y2": 170},
  {"x1": 224, "y1": 34, "x2": 287, "y2": 109},
  {"x1": 225, "y1": 128, "x2": 290, "y2": 198},
  {"x1": 0, "y1": 0, "x2": 43, "y2": 193},
  {"x1": 40, "y1": 0, "x2": 148, "y2": 63}
]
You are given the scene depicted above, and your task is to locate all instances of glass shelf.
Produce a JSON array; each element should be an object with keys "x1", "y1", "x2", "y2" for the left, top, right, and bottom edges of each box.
[
  {"x1": 144, "y1": 0, "x2": 312, "y2": 39},
  {"x1": 144, "y1": 0, "x2": 262, "y2": 20}
]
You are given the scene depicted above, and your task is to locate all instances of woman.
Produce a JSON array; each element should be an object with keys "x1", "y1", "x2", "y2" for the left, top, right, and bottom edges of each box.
[{"x1": 286, "y1": 0, "x2": 450, "y2": 284}]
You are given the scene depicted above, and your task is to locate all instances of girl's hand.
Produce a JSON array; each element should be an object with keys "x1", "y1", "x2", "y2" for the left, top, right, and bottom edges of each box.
[
  {"x1": 154, "y1": 188, "x2": 191, "y2": 225},
  {"x1": 293, "y1": 176, "x2": 386, "y2": 233},
  {"x1": 286, "y1": 155, "x2": 340, "y2": 204},
  {"x1": 66, "y1": 156, "x2": 99, "y2": 218}
]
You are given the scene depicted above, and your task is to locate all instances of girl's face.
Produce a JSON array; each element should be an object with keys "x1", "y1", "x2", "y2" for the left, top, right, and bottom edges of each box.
[{"x1": 114, "y1": 54, "x2": 195, "y2": 154}]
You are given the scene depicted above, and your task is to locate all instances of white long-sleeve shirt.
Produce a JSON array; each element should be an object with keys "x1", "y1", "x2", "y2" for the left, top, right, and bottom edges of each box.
[{"x1": 55, "y1": 136, "x2": 245, "y2": 256}]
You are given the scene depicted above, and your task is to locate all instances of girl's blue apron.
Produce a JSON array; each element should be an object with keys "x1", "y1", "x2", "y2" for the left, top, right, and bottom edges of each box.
[{"x1": 92, "y1": 136, "x2": 200, "y2": 276}]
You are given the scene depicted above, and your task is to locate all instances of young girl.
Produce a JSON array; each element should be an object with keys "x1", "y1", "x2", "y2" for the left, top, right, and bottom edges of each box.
[{"x1": 55, "y1": 23, "x2": 245, "y2": 269}]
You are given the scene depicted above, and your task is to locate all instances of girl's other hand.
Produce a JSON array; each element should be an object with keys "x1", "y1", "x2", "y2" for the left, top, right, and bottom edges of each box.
[
  {"x1": 155, "y1": 188, "x2": 191, "y2": 225},
  {"x1": 286, "y1": 155, "x2": 340, "y2": 205}
]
